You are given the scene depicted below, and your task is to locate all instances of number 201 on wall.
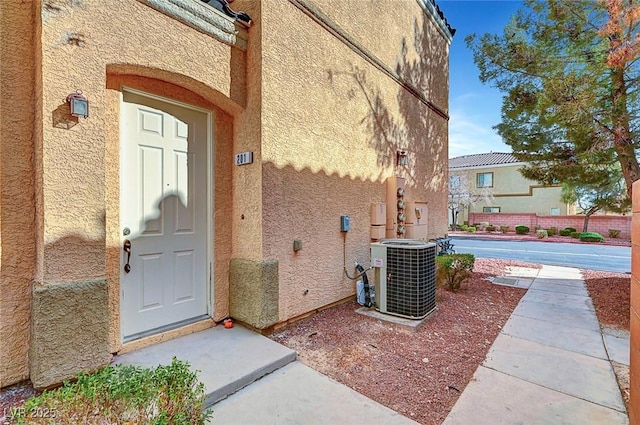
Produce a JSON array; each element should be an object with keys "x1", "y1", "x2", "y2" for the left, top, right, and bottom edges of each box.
[{"x1": 235, "y1": 151, "x2": 253, "y2": 166}]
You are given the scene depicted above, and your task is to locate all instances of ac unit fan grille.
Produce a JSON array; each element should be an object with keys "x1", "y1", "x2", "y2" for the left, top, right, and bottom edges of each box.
[{"x1": 386, "y1": 245, "x2": 436, "y2": 318}]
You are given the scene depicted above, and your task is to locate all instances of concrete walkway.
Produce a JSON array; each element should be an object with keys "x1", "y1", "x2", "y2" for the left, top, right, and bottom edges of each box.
[
  {"x1": 443, "y1": 265, "x2": 629, "y2": 425},
  {"x1": 115, "y1": 324, "x2": 419, "y2": 424},
  {"x1": 115, "y1": 264, "x2": 629, "y2": 424}
]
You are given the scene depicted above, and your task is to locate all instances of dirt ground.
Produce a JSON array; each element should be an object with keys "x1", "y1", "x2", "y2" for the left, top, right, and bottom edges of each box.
[
  {"x1": 270, "y1": 259, "x2": 631, "y2": 425},
  {"x1": 270, "y1": 259, "x2": 532, "y2": 425},
  {"x1": 1, "y1": 257, "x2": 631, "y2": 425}
]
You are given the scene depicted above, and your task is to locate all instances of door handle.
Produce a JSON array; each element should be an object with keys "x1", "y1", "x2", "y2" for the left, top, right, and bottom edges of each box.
[{"x1": 123, "y1": 239, "x2": 132, "y2": 273}]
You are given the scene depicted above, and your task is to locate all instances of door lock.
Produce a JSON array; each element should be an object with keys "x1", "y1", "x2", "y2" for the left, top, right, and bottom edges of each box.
[{"x1": 123, "y1": 239, "x2": 132, "y2": 273}]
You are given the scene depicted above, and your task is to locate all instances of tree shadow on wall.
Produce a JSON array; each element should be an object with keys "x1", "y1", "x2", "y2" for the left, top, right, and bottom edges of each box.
[{"x1": 327, "y1": 14, "x2": 449, "y2": 193}]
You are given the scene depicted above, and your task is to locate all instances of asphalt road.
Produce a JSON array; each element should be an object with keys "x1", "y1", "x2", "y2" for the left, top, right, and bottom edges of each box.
[{"x1": 450, "y1": 236, "x2": 631, "y2": 273}]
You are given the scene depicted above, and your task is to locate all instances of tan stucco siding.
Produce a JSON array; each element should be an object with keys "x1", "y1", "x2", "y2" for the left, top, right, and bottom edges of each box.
[
  {"x1": 313, "y1": 0, "x2": 451, "y2": 110},
  {"x1": 479, "y1": 186, "x2": 566, "y2": 215},
  {"x1": 490, "y1": 165, "x2": 536, "y2": 194},
  {"x1": 229, "y1": 0, "x2": 264, "y2": 262},
  {"x1": 260, "y1": 0, "x2": 449, "y2": 321},
  {"x1": 38, "y1": 0, "x2": 252, "y2": 354},
  {"x1": 451, "y1": 165, "x2": 567, "y2": 222},
  {"x1": 38, "y1": 0, "x2": 243, "y2": 283},
  {"x1": 0, "y1": 1, "x2": 37, "y2": 388}
]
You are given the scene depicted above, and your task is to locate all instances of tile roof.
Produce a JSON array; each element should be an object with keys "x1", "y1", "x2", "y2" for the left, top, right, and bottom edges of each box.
[
  {"x1": 201, "y1": 0, "x2": 252, "y2": 26},
  {"x1": 449, "y1": 152, "x2": 520, "y2": 169}
]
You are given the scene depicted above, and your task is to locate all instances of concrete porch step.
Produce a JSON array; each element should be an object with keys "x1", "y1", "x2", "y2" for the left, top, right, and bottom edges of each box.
[{"x1": 114, "y1": 325, "x2": 297, "y2": 407}]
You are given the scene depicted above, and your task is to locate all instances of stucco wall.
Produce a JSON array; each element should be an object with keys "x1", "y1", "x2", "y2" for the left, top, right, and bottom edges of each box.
[
  {"x1": 452, "y1": 165, "x2": 568, "y2": 223},
  {"x1": 36, "y1": 0, "x2": 251, "y2": 359},
  {"x1": 472, "y1": 186, "x2": 566, "y2": 215},
  {"x1": 0, "y1": 1, "x2": 37, "y2": 388},
  {"x1": 259, "y1": 0, "x2": 450, "y2": 321},
  {"x1": 3, "y1": 0, "x2": 451, "y2": 385},
  {"x1": 30, "y1": 279, "x2": 111, "y2": 388}
]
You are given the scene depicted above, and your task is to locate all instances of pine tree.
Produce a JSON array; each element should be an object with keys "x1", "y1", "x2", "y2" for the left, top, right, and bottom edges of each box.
[{"x1": 466, "y1": 0, "x2": 640, "y2": 199}]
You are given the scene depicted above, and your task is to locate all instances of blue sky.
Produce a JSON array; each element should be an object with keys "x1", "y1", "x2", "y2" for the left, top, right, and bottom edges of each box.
[{"x1": 437, "y1": 0, "x2": 523, "y2": 158}]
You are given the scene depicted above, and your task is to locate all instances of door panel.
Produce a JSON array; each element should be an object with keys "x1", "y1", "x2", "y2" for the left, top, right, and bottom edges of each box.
[{"x1": 120, "y1": 90, "x2": 211, "y2": 341}]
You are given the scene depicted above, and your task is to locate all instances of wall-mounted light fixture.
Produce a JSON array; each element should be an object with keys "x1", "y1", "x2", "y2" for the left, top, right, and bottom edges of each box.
[
  {"x1": 397, "y1": 150, "x2": 409, "y2": 166},
  {"x1": 66, "y1": 90, "x2": 89, "y2": 118}
]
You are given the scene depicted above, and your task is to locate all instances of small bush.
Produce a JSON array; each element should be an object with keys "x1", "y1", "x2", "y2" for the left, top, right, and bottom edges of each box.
[
  {"x1": 546, "y1": 227, "x2": 557, "y2": 236},
  {"x1": 536, "y1": 229, "x2": 548, "y2": 239},
  {"x1": 559, "y1": 229, "x2": 572, "y2": 236},
  {"x1": 564, "y1": 227, "x2": 577, "y2": 233},
  {"x1": 500, "y1": 225, "x2": 509, "y2": 233},
  {"x1": 485, "y1": 225, "x2": 496, "y2": 232},
  {"x1": 580, "y1": 232, "x2": 605, "y2": 242},
  {"x1": 435, "y1": 254, "x2": 475, "y2": 293},
  {"x1": 608, "y1": 228, "x2": 621, "y2": 238},
  {"x1": 18, "y1": 358, "x2": 211, "y2": 425},
  {"x1": 570, "y1": 231, "x2": 581, "y2": 238},
  {"x1": 460, "y1": 224, "x2": 469, "y2": 231},
  {"x1": 467, "y1": 226, "x2": 476, "y2": 233},
  {"x1": 515, "y1": 225, "x2": 530, "y2": 234}
]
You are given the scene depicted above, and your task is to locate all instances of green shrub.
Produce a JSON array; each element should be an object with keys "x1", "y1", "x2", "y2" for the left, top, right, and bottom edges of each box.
[
  {"x1": 570, "y1": 231, "x2": 581, "y2": 238},
  {"x1": 580, "y1": 232, "x2": 605, "y2": 242},
  {"x1": 515, "y1": 225, "x2": 530, "y2": 234},
  {"x1": 435, "y1": 254, "x2": 475, "y2": 293},
  {"x1": 467, "y1": 226, "x2": 476, "y2": 233},
  {"x1": 546, "y1": 227, "x2": 557, "y2": 236},
  {"x1": 485, "y1": 225, "x2": 496, "y2": 232},
  {"x1": 608, "y1": 228, "x2": 621, "y2": 238},
  {"x1": 500, "y1": 225, "x2": 509, "y2": 233},
  {"x1": 564, "y1": 227, "x2": 577, "y2": 233},
  {"x1": 460, "y1": 224, "x2": 469, "y2": 231},
  {"x1": 18, "y1": 358, "x2": 210, "y2": 425},
  {"x1": 559, "y1": 229, "x2": 572, "y2": 236},
  {"x1": 536, "y1": 230, "x2": 548, "y2": 239}
]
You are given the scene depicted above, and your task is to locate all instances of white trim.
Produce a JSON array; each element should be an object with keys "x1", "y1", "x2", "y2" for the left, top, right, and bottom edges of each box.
[{"x1": 135, "y1": 0, "x2": 248, "y2": 50}]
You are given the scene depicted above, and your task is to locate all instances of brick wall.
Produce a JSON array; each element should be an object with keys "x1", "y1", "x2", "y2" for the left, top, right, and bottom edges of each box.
[{"x1": 468, "y1": 212, "x2": 631, "y2": 239}]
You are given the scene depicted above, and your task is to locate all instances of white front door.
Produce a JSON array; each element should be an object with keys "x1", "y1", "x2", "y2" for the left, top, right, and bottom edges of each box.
[{"x1": 120, "y1": 90, "x2": 211, "y2": 341}]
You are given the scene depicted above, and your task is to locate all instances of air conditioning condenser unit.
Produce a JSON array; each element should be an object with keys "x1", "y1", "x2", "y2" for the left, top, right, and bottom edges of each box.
[{"x1": 370, "y1": 239, "x2": 437, "y2": 319}]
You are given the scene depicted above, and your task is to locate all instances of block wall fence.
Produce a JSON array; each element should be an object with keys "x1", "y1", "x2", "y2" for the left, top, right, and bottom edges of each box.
[{"x1": 468, "y1": 212, "x2": 631, "y2": 239}]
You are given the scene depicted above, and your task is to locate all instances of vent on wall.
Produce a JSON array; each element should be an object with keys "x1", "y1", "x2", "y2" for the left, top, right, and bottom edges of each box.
[{"x1": 371, "y1": 239, "x2": 437, "y2": 319}]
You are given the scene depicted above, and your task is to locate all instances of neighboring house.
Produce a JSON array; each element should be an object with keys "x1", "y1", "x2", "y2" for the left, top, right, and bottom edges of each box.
[
  {"x1": 449, "y1": 152, "x2": 573, "y2": 225},
  {"x1": 0, "y1": 0, "x2": 453, "y2": 388}
]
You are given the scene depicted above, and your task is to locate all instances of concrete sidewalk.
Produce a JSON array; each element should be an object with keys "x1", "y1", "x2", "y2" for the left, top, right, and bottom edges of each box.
[
  {"x1": 208, "y1": 361, "x2": 419, "y2": 424},
  {"x1": 116, "y1": 264, "x2": 629, "y2": 424},
  {"x1": 115, "y1": 322, "x2": 419, "y2": 425},
  {"x1": 443, "y1": 265, "x2": 629, "y2": 425}
]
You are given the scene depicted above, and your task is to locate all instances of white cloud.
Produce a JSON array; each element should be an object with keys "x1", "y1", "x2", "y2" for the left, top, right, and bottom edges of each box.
[{"x1": 448, "y1": 105, "x2": 511, "y2": 158}]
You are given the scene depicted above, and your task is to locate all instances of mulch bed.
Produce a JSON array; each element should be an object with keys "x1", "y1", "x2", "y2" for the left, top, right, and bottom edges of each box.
[{"x1": 270, "y1": 259, "x2": 534, "y2": 425}]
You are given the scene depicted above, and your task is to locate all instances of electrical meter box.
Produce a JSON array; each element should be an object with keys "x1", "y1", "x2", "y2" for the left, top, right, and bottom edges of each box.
[{"x1": 340, "y1": 215, "x2": 350, "y2": 232}]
